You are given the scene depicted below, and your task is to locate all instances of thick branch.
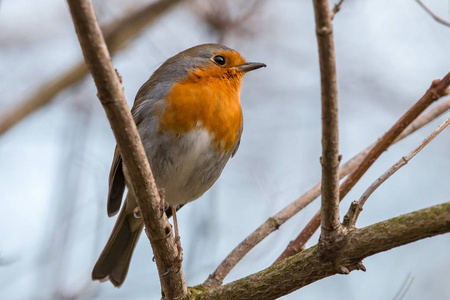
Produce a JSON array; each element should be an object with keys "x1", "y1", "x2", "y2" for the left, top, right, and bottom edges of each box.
[
  {"x1": 277, "y1": 74, "x2": 450, "y2": 260},
  {"x1": 66, "y1": 1, "x2": 186, "y2": 298},
  {"x1": 0, "y1": 0, "x2": 182, "y2": 136},
  {"x1": 204, "y1": 97, "x2": 450, "y2": 288},
  {"x1": 199, "y1": 202, "x2": 450, "y2": 300},
  {"x1": 313, "y1": 0, "x2": 343, "y2": 255}
]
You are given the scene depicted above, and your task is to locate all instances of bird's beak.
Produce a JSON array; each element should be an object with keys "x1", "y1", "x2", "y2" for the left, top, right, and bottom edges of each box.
[{"x1": 235, "y1": 62, "x2": 266, "y2": 73}]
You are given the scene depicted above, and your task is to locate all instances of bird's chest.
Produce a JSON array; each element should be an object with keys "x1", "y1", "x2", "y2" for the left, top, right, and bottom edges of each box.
[{"x1": 158, "y1": 76, "x2": 243, "y2": 154}]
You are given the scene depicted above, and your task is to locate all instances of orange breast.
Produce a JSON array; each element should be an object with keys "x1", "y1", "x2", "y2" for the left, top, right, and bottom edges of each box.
[{"x1": 159, "y1": 66, "x2": 243, "y2": 153}]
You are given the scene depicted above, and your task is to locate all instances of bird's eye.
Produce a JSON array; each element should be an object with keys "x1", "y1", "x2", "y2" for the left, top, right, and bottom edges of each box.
[{"x1": 213, "y1": 55, "x2": 226, "y2": 65}]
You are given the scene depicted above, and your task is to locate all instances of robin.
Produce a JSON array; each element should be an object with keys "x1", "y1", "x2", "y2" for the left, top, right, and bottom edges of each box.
[{"x1": 91, "y1": 43, "x2": 265, "y2": 287}]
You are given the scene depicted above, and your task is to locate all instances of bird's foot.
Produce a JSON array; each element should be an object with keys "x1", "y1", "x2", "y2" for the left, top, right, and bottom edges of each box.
[
  {"x1": 171, "y1": 206, "x2": 183, "y2": 270},
  {"x1": 174, "y1": 235, "x2": 183, "y2": 266}
]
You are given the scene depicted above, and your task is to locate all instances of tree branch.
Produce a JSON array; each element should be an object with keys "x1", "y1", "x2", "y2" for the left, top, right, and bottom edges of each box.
[
  {"x1": 330, "y1": 0, "x2": 345, "y2": 20},
  {"x1": 66, "y1": 1, "x2": 187, "y2": 298},
  {"x1": 394, "y1": 97, "x2": 450, "y2": 142},
  {"x1": 416, "y1": 0, "x2": 450, "y2": 27},
  {"x1": 276, "y1": 74, "x2": 450, "y2": 260},
  {"x1": 0, "y1": 0, "x2": 182, "y2": 136},
  {"x1": 339, "y1": 77, "x2": 449, "y2": 211},
  {"x1": 199, "y1": 202, "x2": 450, "y2": 300},
  {"x1": 345, "y1": 117, "x2": 450, "y2": 228},
  {"x1": 313, "y1": 0, "x2": 344, "y2": 260},
  {"x1": 204, "y1": 97, "x2": 450, "y2": 288}
]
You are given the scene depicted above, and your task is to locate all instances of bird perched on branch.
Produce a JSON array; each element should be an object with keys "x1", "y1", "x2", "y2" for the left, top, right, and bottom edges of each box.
[{"x1": 92, "y1": 43, "x2": 265, "y2": 287}]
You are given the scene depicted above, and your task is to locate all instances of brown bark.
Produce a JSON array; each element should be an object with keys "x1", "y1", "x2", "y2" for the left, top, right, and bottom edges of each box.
[
  {"x1": 66, "y1": 1, "x2": 187, "y2": 298},
  {"x1": 199, "y1": 202, "x2": 450, "y2": 300},
  {"x1": 313, "y1": 0, "x2": 344, "y2": 259}
]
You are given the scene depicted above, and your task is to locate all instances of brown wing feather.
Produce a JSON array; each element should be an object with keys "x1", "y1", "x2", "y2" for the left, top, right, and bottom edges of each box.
[
  {"x1": 232, "y1": 122, "x2": 243, "y2": 157},
  {"x1": 106, "y1": 87, "x2": 150, "y2": 218},
  {"x1": 107, "y1": 146, "x2": 126, "y2": 217}
]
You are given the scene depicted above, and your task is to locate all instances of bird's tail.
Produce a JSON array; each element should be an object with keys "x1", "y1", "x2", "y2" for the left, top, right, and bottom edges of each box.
[{"x1": 92, "y1": 198, "x2": 143, "y2": 287}]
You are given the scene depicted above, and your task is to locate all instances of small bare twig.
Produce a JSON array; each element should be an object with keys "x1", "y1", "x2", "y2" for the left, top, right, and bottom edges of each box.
[
  {"x1": 345, "y1": 117, "x2": 450, "y2": 228},
  {"x1": 416, "y1": 0, "x2": 450, "y2": 27},
  {"x1": 331, "y1": 0, "x2": 345, "y2": 20},
  {"x1": 313, "y1": 0, "x2": 345, "y2": 261},
  {"x1": 276, "y1": 75, "x2": 450, "y2": 261},
  {"x1": 339, "y1": 77, "x2": 449, "y2": 210},
  {"x1": 204, "y1": 98, "x2": 450, "y2": 288},
  {"x1": 66, "y1": 1, "x2": 187, "y2": 298}
]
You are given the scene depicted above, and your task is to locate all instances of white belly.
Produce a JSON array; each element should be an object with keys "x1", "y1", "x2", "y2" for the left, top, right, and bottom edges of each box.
[{"x1": 148, "y1": 128, "x2": 231, "y2": 206}]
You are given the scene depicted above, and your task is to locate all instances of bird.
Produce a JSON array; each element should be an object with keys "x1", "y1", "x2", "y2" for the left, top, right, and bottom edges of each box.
[{"x1": 91, "y1": 43, "x2": 265, "y2": 287}]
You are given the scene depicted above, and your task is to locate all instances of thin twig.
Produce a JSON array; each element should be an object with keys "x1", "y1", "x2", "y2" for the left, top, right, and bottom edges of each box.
[
  {"x1": 416, "y1": 0, "x2": 450, "y2": 27},
  {"x1": 394, "y1": 97, "x2": 450, "y2": 143},
  {"x1": 339, "y1": 78, "x2": 449, "y2": 210},
  {"x1": 313, "y1": 0, "x2": 344, "y2": 258},
  {"x1": 203, "y1": 98, "x2": 450, "y2": 288},
  {"x1": 276, "y1": 75, "x2": 450, "y2": 261},
  {"x1": 346, "y1": 117, "x2": 450, "y2": 227},
  {"x1": 330, "y1": 0, "x2": 345, "y2": 20},
  {"x1": 66, "y1": 1, "x2": 187, "y2": 298},
  {"x1": 393, "y1": 273, "x2": 415, "y2": 300},
  {"x1": 200, "y1": 203, "x2": 450, "y2": 300},
  {"x1": 0, "y1": 0, "x2": 182, "y2": 136}
]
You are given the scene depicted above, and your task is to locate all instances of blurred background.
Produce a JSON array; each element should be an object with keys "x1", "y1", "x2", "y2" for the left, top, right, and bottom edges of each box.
[{"x1": 1, "y1": 0, "x2": 449, "y2": 299}]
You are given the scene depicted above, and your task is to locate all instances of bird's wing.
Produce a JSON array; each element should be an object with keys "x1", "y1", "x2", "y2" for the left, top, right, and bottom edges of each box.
[
  {"x1": 231, "y1": 139, "x2": 240, "y2": 158},
  {"x1": 106, "y1": 76, "x2": 158, "y2": 217},
  {"x1": 105, "y1": 68, "x2": 178, "y2": 216},
  {"x1": 106, "y1": 84, "x2": 161, "y2": 217},
  {"x1": 231, "y1": 119, "x2": 243, "y2": 158}
]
